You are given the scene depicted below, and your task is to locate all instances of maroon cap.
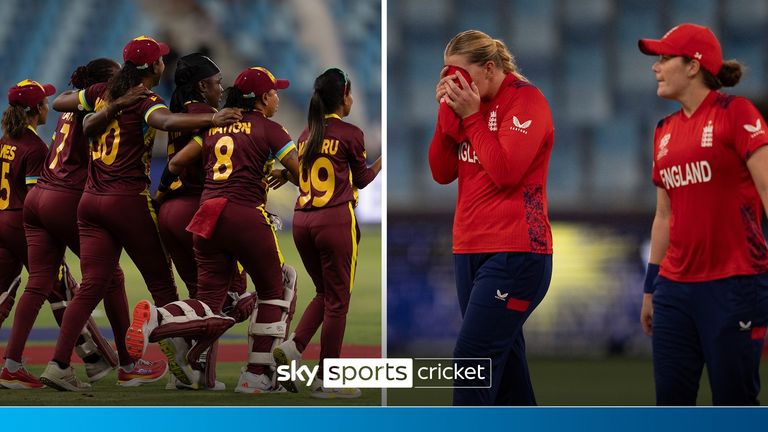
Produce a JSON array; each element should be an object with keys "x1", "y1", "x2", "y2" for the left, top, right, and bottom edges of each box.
[
  {"x1": 639, "y1": 23, "x2": 723, "y2": 75},
  {"x1": 234, "y1": 67, "x2": 289, "y2": 98},
  {"x1": 123, "y1": 35, "x2": 170, "y2": 69},
  {"x1": 8, "y1": 79, "x2": 56, "y2": 108}
]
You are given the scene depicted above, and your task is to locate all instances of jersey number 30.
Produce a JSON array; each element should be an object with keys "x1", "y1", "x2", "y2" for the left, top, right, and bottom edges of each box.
[
  {"x1": 92, "y1": 120, "x2": 120, "y2": 165},
  {"x1": 298, "y1": 157, "x2": 335, "y2": 207}
]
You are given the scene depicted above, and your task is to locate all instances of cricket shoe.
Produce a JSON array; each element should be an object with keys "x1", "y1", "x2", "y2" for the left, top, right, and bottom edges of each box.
[
  {"x1": 84, "y1": 356, "x2": 115, "y2": 383},
  {"x1": 40, "y1": 361, "x2": 92, "y2": 392},
  {"x1": 117, "y1": 358, "x2": 168, "y2": 387},
  {"x1": 0, "y1": 366, "x2": 44, "y2": 389},
  {"x1": 126, "y1": 300, "x2": 158, "y2": 360},
  {"x1": 309, "y1": 378, "x2": 361, "y2": 399},
  {"x1": 272, "y1": 335, "x2": 301, "y2": 393},
  {"x1": 234, "y1": 369, "x2": 287, "y2": 394},
  {"x1": 158, "y1": 337, "x2": 200, "y2": 388},
  {"x1": 165, "y1": 373, "x2": 225, "y2": 391}
]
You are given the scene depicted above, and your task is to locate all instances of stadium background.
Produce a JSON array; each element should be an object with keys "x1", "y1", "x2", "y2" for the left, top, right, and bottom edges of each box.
[
  {"x1": 0, "y1": 0, "x2": 382, "y2": 405},
  {"x1": 387, "y1": 0, "x2": 768, "y2": 405}
]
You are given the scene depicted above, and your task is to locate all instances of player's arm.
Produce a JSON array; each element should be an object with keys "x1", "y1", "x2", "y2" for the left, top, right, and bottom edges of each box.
[
  {"x1": 348, "y1": 129, "x2": 380, "y2": 189},
  {"x1": 446, "y1": 75, "x2": 549, "y2": 189},
  {"x1": 82, "y1": 85, "x2": 152, "y2": 136},
  {"x1": 428, "y1": 124, "x2": 459, "y2": 184},
  {"x1": 146, "y1": 106, "x2": 241, "y2": 132},
  {"x1": 641, "y1": 187, "x2": 671, "y2": 336},
  {"x1": 52, "y1": 91, "x2": 80, "y2": 112},
  {"x1": 747, "y1": 145, "x2": 768, "y2": 216},
  {"x1": 155, "y1": 137, "x2": 204, "y2": 201}
]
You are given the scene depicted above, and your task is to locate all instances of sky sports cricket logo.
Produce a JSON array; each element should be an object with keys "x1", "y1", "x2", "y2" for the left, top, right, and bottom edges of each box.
[{"x1": 276, "y1": 358, "x2": 492, "y2": 389}]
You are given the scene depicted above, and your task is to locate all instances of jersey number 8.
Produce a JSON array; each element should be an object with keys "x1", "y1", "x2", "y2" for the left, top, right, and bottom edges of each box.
[
  {"x1": 298, "y1": 156, "x2": 335, "y2": 208},
  {"x1": 213, "y1": 136, "x2": 234, "y2": 181}
]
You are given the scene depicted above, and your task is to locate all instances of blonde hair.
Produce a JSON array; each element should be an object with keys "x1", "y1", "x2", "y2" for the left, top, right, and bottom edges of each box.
[{"x1": 444, "y1": 30, "x2": 527, "y2": 82}]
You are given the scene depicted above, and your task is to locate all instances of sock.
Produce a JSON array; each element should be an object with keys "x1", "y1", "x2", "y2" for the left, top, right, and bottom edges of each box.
[
  {"x1": 54, "y1": 359, "x2": 69, "y2": 370},
  {"x1": 4, "y1": 358, "x2": 22, "y2": 373},
  {"x1": 120, "y1": 362, "x2": 135, "y2": 372}
]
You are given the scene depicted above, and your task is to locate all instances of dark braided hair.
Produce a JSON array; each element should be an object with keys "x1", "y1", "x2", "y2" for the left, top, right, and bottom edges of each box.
[
  {"x1": 303, "y1": 68, "x2": 350, "y2": 170},
  {"x1": 222, "y1": 86, "x2": 257, "y2": 111},
  {"x1": 69, "y1": 58, "x2": 120, "y2": 90},
  {"x1": 106, "y1": 61, "x2": 154, "y2": 102}
]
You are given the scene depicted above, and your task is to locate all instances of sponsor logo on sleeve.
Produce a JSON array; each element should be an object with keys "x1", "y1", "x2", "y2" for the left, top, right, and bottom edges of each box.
[
  {"x1": 510, "y1": 115, "x2": 532, "y2": 134},
  {"x1": 743, "y1": 119, "x2": 765, "y2": 138},
  {"x1": 657, "y1": 133, "x2": 671, "y2": 160}
]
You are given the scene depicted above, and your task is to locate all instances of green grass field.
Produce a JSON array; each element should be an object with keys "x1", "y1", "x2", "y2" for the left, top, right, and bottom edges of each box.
[
  {"x1": 0, "y1": 226, "x2": 381, "y2": 406},
  {"x1": 388, "y1": 357, "x2": 768, "y2": 406}
]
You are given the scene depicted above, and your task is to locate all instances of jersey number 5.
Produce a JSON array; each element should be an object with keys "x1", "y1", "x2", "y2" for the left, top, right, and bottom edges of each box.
[
  {"x1": 298, "y1": 157, "x2": 335, "y2": 207},
  {"x1": 0, "y1": 162, "x2": 10, "y2": 210}
]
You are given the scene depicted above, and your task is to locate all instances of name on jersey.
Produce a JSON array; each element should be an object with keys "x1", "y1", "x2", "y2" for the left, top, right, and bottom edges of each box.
[
  {"x1": 208, "y1": 121, "x2": 252, "y2": 136},
  {"x1": 298, "y1": 139, "x2": 339, "y2": 156},
  {"x1": 458, "y1": 141, "x2": 479, "y2": 164},
  {"x1": 658, "y1": 160, "x2": 712, "y2": 190},
  {"x1": 0, "y1": 144, "x2": 16, "y2": 161},
  {"x1": 61, "y1": 112, "x2": 75, "y2": 122}
]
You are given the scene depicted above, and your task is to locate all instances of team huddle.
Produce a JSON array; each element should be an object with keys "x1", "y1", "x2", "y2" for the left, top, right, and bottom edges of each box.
[{"x1": 0, "y1": 35, "x2": 381, "y2": 398}]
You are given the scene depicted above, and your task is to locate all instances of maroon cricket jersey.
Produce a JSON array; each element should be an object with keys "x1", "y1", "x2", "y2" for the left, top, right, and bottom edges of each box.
[
  {"x1": 199, "y1": 110, "x2": 295, "y2": 207},
  {"x1": 38, "y1": 83, "x2": 106, "y2": 192},
  {"x1": 85, "y1": 91, "x2": 168, "y2": 195},
  {"x1": 0, "y1": 126, "x2": 47, "y2": 210},
  {"x1": 294, "y1": 115, "x2": 376, "y2": 211},
  {"x1": 166, "y1": 101, "x2": 215, "y2": 198}
]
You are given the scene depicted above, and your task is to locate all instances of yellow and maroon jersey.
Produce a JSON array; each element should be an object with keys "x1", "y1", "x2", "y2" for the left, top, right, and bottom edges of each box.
[
  {"x1": 652, "y1": 90, "x2": 768, "y2": 282},
  {"x1": 39, "y1": 83, "x2": 106, "y2": 192},
  {"x1": 294, "y1": 115, "x2": 376, "y2": 211},
  {"x1": 165, "y1": 101, "x2": 214, "y2": 198},
  {"x1": 199, "y1": 110, "x2": 295, "y2": 207},
  {"x1": 85, "y1": 91, "x2": 167, "y2": 195},
  {"x1": 0, "y1": 126, "x2": 47, "y2": 210}
]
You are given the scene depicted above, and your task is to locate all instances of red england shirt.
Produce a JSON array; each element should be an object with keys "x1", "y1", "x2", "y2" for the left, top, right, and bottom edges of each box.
[
  {"x1": 429, "y1": 74, "x2": 554, "y2": 254},
  {"x1": 652, "y1": 90, "x2": 768, "y2": 281}
]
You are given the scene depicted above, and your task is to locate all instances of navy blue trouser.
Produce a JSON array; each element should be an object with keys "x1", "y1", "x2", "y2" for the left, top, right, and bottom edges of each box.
[
  {"x1": 452, "y1": 252, "x2": 552, "y2": 406},
  {"x1": 652, "y1": 274, "x2": 768, "y2": 405}
]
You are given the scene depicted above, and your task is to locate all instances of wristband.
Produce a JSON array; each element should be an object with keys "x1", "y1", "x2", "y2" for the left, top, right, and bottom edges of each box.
[
  {"x1": 643, "y1": 263, "x2": 660, "y2": 294},
  {"x1": 281, "y1": 169, "x2": 289, "y2": 181},
  {"x1": 157, "y1": 163, "x2": 180, "y2": 193}
]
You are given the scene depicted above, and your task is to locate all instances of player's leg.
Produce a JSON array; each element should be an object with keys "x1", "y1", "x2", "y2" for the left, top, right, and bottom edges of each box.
[
  {"x1": 116, "y1": 193, "x2": 178, "y2": 307},
  {"x1": 652, "y1": 276, "x2": 704, "y2": 405},
  {"x1": 0, "y1": 210, "x2": 26, "y2": 328},
  {"x1": 2, "y1": 189, "x2": 66, "y2": 389},
  {"x1": 158, "y1": 195, "x2": 200, "y2": 297},
  {"x1": 41, "y1": 194, "x2": 120, "y2": 391},
  {"x1": 493, "y1": 331, "x2": 536, "y2": 405},
  {"x1": 289, "y1": 210, "x2": 326, "y2": 353},
  {"x1": 231, "y1": 206, "x2": 290, "y2": 393},
  {"x1": 452, "y1": 252, "x2": 551, "y2": 406},
  {"x1": 698, "y1": 275, "x2": 768, "y2": 405}
]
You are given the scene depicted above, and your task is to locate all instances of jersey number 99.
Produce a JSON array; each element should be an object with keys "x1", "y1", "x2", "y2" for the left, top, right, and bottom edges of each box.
[{"x1": 298, "y1": 157, "x2": 335, "y2": 207}]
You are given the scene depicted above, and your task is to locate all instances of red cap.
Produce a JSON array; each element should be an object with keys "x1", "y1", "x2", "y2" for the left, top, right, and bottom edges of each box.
[
  {"x1": 123, "y1": 35, "x2": 170, "y2": 69},
  {"x1": 234, "y1": 67, "x2": 289, "y2": 98},
  {"x1": 639, "y1": 23, "x2": 723, "y2": 75},
  {"x1": 8, "y1": 79, "x2": 56, "y2": 108}
]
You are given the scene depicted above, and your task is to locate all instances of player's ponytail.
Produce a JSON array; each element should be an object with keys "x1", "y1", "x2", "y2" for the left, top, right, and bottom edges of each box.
[
  {"x1": 223, "y1": 86, "x2": 257, "y2": 111},
  {"x1": 106, "y1": 61, "x2": 150, "y2": 102},
  {"x1": 690, "y1": 58, "x2": 743, "y2": 90},
  {"x1": 70, "y1": 58, "x2": 120, "y2": 90},
  {"x1": 2, "y1": 106, "x2": 31, "y2": 139},
  {"x1": 303, "y1": 68, "x2": 349, "y2": 171}
]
